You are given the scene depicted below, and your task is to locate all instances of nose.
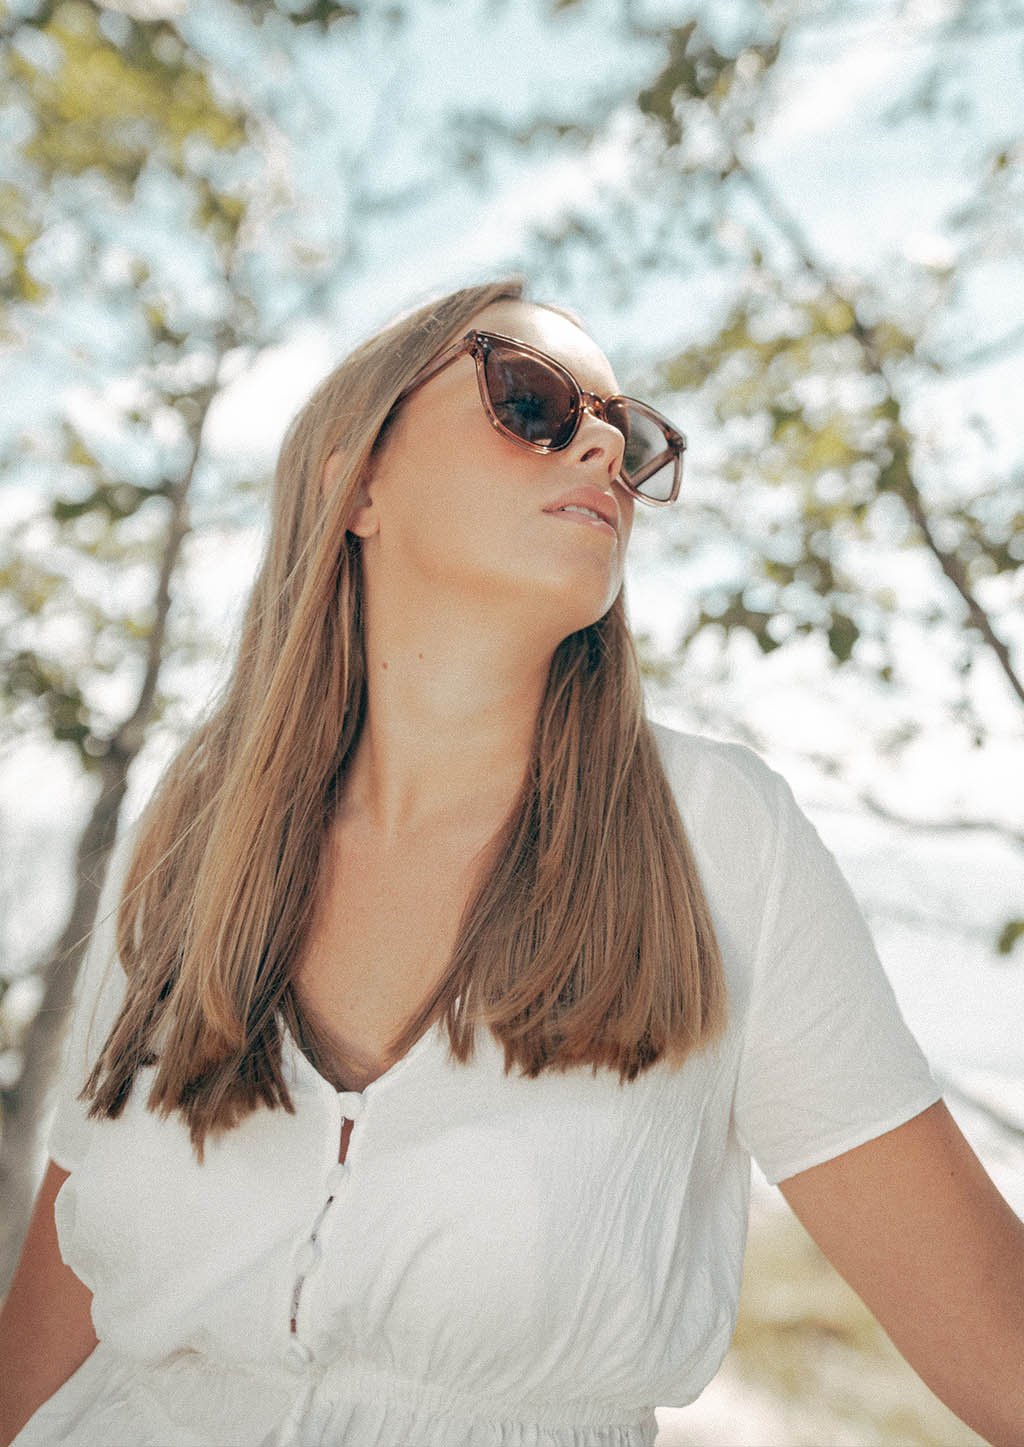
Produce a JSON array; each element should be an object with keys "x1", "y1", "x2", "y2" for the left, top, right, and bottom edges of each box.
[{"x1": 574, "y1": 394, "x2": 626, "y2": 482}]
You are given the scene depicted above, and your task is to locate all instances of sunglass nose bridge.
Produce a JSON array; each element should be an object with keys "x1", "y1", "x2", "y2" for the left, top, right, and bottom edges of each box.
[
  {"x1": 576, "y1": 390, "x2": 616, "y2": 429},
  {"x1": 576, "y1": 391, "x2": 628, "y2": 449}
]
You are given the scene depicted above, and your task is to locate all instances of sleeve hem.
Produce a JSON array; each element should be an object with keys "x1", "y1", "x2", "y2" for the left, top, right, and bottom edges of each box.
[
  {"x1": 45, "y1": 1118, "x2": 83, "y2": 1173},
  {"x1": 761, "y1": 1085, "x2": 945, "y2": 1187}
]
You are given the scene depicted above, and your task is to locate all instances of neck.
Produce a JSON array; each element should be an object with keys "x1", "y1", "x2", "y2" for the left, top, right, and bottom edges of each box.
[{"x1": 340, "y1": 605, "x2": 554, "y2": 845}]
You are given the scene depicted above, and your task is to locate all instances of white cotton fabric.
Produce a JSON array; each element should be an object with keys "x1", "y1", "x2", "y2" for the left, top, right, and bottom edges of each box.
[{"x1": 15, "y1": 724, "x2": 941, "y2": 1447}]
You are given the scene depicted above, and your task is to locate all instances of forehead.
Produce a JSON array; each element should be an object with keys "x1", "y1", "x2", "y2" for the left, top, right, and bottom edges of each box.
[{"x1": 466, "y1": 301, "x2": 620, "y2": 396}]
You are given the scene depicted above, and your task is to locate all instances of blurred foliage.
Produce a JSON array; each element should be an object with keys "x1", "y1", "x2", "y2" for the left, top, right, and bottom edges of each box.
[
  {"x1": 636, "y1": 17, "x2": 781, "y2": 143},
  {"x1": 658, "y1": 279, "x2": 1024, "y2": 681},
  {"x1": 0, "y1": 180, "x2": 46, "y2": 310},
  {"x1": 996, "y1": 918, "x2": 1024, "y2": 958},
  {"x1": 7, "y1": 2, "x2": 249, "y2": 190},
  {"x1": 0, "y1": 0, "x2": 317, "y2": 780},
  {"x1": 1, "y1": 6, "x2": 235, "y2": 771}
]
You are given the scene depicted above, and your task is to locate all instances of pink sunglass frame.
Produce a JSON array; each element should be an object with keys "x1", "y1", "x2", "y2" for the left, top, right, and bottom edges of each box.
[{"x1": 387, "y1": 329, "x2": 687, "y2": 506}]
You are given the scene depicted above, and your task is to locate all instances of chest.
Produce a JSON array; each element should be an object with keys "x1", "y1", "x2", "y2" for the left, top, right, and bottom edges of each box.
[
  {"x1": 66, "y1": 1017, "x2": 744, "y2": 1395},
  {"x1": 291, "y1": 825, "x2": 488, "y2": 1091}
]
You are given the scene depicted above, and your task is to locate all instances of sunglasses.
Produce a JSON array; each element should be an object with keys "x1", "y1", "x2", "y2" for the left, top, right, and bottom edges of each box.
[{"x1": 387, "y1": 329, "x2": 687, "y2": 506}]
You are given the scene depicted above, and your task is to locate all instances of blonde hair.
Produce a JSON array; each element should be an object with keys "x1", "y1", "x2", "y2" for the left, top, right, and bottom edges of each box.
[{"x1": 81, "y1": 275, "x2": 726, "y2": 1162}]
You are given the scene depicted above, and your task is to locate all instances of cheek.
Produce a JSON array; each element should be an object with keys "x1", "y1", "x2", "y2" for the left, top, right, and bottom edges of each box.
[{"x1": 409, "y1": 414, "x2": 521, "y2": 515}]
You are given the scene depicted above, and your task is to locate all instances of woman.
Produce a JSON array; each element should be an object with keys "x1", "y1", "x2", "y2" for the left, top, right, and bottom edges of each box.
[{"x1": 2, "y1": 276, "x2": 1021, "y2": 1447}]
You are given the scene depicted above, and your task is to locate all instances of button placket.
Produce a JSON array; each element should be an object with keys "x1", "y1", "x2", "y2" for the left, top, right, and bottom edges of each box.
[
  {"x1": 337, "y1": 1090, "x2": 364, "y2": 1122},
  {"x1": 284, "y1": 1339, "x2": 313, "y2": 1372},
  {"x1": 335, "y1": 1088, "x2": 364, "y2": 1171},
  {"x1": 288, "y1": 1191, "x2": 333, "y2": 1342},
  {"x1": 284, "y1": 1087, "x2": 366, "y2": 1366},
  {"x1": 325, "y1": 1161, "x2": 348, "y2": 1195}
]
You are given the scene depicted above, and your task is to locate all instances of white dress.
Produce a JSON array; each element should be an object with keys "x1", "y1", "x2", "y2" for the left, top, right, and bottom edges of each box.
[{"x1": 14, "y1": 723, "x2": 941, "y2": 1447}]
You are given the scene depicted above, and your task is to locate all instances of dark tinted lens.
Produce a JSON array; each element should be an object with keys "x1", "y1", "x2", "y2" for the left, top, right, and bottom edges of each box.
[
  {"x1": 607, "y1": 400, "x2": 678, "y2": 502},
  {"x1": 483, "y1": 347, "x2": 578, "y2": 446}
]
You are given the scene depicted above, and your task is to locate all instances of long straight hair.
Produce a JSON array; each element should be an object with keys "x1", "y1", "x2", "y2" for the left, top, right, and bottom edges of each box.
[{"x1": 81, "y1": 275, "x2": 726, "y2": 1162}]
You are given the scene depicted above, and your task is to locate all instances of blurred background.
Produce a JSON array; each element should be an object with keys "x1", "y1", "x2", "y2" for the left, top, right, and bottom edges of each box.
[{"x1": 1, "y1": 0, "x2": 1021, "y2": 1440}]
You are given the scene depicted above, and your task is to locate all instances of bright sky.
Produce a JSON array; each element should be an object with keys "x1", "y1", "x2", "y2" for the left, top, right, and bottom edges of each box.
[{"x1": 202, "y1": 0, "x2": 1022, "y2": 470}]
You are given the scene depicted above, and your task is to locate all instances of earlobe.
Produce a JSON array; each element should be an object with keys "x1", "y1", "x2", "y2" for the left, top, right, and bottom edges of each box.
[
  {"x1": 347, "y1": 495, "x2": 377, "y2": 539},
  {"x1": 347, "y1": 470, "x2": 380, "y2": 540}
]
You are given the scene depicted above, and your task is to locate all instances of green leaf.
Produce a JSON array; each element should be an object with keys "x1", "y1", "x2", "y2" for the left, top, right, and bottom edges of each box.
[
  {"x1": 12, "y1": 1, "x2": 248, "y2": 196},
  {"x1": 827, "y1": 613, "x2": 859, "y2": 664},
  {"x1": 995, "y1": 918, "x2": 1024, "y2": 959}
]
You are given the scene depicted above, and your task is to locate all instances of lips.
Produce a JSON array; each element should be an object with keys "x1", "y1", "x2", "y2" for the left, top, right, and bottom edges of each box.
[{"x1": 542, "y1": 486, "x2": 618, "y2": 534}]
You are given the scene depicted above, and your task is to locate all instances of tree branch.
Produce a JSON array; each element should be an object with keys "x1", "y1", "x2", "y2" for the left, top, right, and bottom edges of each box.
[
  {"x1": 725, "y1": 141, "x2": 1024, "y2": 714},
  {"x1": 856, "y1": 788, "x2": 1024, "y2": 851}
]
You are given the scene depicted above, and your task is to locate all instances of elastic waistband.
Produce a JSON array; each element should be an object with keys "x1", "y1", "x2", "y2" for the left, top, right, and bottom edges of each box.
[
  {"x1": 285, "y1": 1355, "x2": 653, "y2": 1431},
  {"x1": 145, "y1": 1346, "x2": 655, "y2": 1435}
]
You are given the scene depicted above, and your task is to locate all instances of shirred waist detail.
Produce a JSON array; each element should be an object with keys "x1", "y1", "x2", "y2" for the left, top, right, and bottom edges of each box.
[
  {"x1": 326, "y1": 1360, "x2": 649, "y2": 1429},
  {"x1": 284, "y1": 1356, "x2": 653, "y2": 1431},
  {"x1": 148, "y1": 1348, "x2": 657, "y2": 1433}
]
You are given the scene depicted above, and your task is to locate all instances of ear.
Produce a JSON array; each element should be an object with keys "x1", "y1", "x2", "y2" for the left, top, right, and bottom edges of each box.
[{"x1": 321, "y1": 449, "x2": 379, "y2": 539}]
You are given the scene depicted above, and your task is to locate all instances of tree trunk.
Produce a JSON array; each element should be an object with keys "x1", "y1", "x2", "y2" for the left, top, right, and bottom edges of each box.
[
  {"x1": 0, "y1": 747, "x2": 131, "y2": 1297},
  {"x1": 0, "y1": 408, "x2": 201, "y2": 1297}
]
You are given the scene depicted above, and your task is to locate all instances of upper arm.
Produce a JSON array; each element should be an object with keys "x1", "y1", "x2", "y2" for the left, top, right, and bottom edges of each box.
[
  {"x1": 0, "y1": 1159, "x2": 98, "y2": 1447},
  {"x1": 778, "y1": 1100, "x2": 1024, "y2": 1446}
]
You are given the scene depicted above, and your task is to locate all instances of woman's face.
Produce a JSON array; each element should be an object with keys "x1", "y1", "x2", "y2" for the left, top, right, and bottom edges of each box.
[{"x1": 350, "y1": 300, "x2": 636, "y2": 637}]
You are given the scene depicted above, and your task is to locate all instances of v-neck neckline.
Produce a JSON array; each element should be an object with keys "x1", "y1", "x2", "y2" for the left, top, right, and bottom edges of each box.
[{"x1": 281, "y1": 1013, "x2": 442, "y2": 1099}]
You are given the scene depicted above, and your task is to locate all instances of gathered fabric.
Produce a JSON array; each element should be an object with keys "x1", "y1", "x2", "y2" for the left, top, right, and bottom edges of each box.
[{"x1": 15, "y1": 724, "x2": 941, "y2": 1447}]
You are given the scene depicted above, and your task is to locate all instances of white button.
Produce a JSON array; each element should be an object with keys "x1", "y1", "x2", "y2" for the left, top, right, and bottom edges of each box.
[
  {"x1": 325, "y1": 1163, "x2": 347, "y2": 1195},
  {"x1": 337, "y1": 1091, "x2": 364, "y2": 1119},
  {"x1": 285, "y1": 1341, "x2": 312, "y2": 1371},
  {"x1": 294, "y1": 1239, "x2": 320, "y2": 1275}
]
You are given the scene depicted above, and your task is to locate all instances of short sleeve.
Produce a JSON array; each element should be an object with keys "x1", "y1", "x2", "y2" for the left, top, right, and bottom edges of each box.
[
  {"x1": 733, "y1": 762, "x2": 942, "y2": 1186},
  {"x1": 44, "y1": 823, "x2": 135, "y2": 1172}
]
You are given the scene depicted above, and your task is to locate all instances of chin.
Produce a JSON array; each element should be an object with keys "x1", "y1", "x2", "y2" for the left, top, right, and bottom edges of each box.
[
  {"x1": 537, "y1": 575, "x2": 616, "y2": 621},
  {"x1": 554, "y1": 588, "x2": 620, "y2": 637}
]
